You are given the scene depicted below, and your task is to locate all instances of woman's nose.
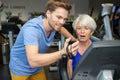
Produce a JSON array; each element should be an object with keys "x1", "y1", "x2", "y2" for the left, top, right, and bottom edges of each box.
[{"x1": 81, "y1": 29, "x2": 85, "y2": 33}]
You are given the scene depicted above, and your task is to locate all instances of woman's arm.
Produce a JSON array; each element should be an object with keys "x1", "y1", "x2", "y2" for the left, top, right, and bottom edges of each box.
[{"x1": 67, "y1": 59, "x2": 73, "y2": 79}]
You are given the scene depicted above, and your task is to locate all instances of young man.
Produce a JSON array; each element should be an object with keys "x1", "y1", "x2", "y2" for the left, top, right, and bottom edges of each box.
[{"x1": 9, "y1": 0, "x2": 79, "y2": 80}]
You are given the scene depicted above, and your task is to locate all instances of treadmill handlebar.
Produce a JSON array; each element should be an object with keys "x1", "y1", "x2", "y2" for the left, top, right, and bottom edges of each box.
[
  {"x1": 59, "y1": 54, "x2": 69, "y2": 80},
  {"x1": 101, "y1": 3, "x2": 113, "y2": 17}
]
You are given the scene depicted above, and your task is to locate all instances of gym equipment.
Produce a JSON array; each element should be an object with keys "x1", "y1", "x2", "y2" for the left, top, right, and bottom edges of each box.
[
  {"x1": 0, "y1": 22, "x2": 20, "y2": 64},
  {"x1": 49, "y1": 39, "x2": 61, "y2": 72},
  {"x1": 59, "y1": 54, "x2": 69, "y2": 80},
  {"x1": 101, "y1": 3, "x2": 113, "y2": 40},
  {"x1": 73, "y1": 40, "x2": 120, "y2": 80},
  {"x1": 59, "y1": 3, "x2": 120, "y2": 80}
]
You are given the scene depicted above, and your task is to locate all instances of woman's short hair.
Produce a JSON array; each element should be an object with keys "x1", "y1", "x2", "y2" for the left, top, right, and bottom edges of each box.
[{"x1": 72, "y1": 14, "x2": 97, "y2": 32}]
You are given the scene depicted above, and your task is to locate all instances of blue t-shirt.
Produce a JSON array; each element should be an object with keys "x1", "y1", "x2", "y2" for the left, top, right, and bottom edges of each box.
[
  {"x1": 71, "y1": 52, "x2": 82, "y2": 71},
  {"x1": 9, "y1": 15, "x2": 56, "y2": 76},
  {"x1": 71, "y1": 39, "x2": 95, "y2": 72}
]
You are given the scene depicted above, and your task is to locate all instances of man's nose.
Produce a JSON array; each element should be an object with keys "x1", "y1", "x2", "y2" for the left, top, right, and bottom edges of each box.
[{"x1": 59, "y1": 19, "x2": 65, "y2": 25}]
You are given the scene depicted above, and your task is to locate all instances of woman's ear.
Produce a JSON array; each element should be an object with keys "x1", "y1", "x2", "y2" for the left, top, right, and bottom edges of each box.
[{"x1": 91, "y1": 31, "x2": 94, "y2": 35}]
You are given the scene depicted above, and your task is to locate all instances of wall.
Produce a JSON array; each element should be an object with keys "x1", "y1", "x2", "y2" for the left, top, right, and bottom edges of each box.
[
  {"x1": 74, "y1": 0, "x2": 89, "y2": 16},
  {"x1": 68, "y1": 0, "x2": 89, "y2": 17},
  {"x1": 0, "y1": 0, "x2": 89, "y2": 21},
  {"x1": 1, "y1": 0, "x2": 119, "y2": 24},
  {"x1": 0, "y1": 0, "x2": 47, "y2": 21}
]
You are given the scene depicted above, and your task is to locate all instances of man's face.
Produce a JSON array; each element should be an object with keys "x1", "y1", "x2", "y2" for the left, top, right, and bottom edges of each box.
[{"x1": 46, "y1": 7, "x2": 69, "y2": 31}]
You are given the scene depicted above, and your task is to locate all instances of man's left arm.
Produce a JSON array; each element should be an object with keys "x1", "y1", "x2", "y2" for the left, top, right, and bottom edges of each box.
[{"x1": 59, "y1": 27, "x2": 76, "y2": 40}]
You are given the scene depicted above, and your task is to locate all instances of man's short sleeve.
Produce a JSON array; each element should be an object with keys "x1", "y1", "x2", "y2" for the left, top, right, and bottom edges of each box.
[{"x1": 23, "y1": 27, "x2": 40, "y2": 46}]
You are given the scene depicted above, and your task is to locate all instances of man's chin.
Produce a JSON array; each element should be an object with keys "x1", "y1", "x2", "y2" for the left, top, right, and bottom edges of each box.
[{"x1": 54, "y1": 28, "x2": 61, "y2": 32}]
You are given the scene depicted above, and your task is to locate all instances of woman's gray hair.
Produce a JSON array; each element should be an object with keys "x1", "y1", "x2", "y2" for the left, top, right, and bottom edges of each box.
[{"x1": 72, "y1": 14, "x2": 97, "y2": 32}]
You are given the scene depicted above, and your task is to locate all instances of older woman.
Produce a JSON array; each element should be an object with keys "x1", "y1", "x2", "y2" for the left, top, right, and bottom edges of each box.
[{"x1": 67, "y1": 14, "x2": 97, "y2": 79}]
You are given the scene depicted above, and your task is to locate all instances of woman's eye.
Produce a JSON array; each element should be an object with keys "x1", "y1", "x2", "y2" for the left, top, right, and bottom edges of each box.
[
  {"x1": 77, "y1": 27, "x2": 81, "y2": 29},
  {"x1": 85, "y1": 27, "x2": 89, "y2": 30}
]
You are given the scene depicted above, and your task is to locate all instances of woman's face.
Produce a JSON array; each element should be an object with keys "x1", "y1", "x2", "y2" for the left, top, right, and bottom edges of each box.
[
  {"x1": 46, "y1": 7, "x2": 68, "y2": 32},
  {"x1": 76, "y1": 22, "x2": 93, "y2": 42}
]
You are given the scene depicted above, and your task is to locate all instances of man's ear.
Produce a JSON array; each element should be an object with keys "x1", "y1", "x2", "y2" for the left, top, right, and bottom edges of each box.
[{"x1": 46, "y1": 10, "x2": 51, "y2": 18}]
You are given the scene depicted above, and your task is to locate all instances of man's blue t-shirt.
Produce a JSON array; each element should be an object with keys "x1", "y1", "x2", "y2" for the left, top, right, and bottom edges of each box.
[{"x1": 9, "y1": 16, "x2": 56, "y2": 76}]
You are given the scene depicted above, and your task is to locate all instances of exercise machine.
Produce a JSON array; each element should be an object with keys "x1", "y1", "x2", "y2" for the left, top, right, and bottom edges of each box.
[
  {"x1": 0, "y1": 22, "x2": 20, "y2": 64},
  {"x1": 59, "y1": 3, "x2": 120, "y2": 80},
  {"x1": 101, "y1": 3, "x2": 113, "y2": 40},
  {"x1": 73, "y1": 40, "x2": 120, "y2": 80}
]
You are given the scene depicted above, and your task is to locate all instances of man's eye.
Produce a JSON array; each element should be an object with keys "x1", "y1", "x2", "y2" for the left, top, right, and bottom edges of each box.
[
  {"x1": 57, "y1": 16, "x2": 62, "y2": 19},
  {"x1": 64, "y1": 18, "x2": 68, "y2": 21},
  {"x1": 57, "y1": 16, "x2": 67, "y2": 21}
]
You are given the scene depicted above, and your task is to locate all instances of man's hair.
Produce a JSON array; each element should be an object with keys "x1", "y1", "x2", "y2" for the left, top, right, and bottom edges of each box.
[{"x1": 45, "y1": 0, "x2": 72, "y2": 13}]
